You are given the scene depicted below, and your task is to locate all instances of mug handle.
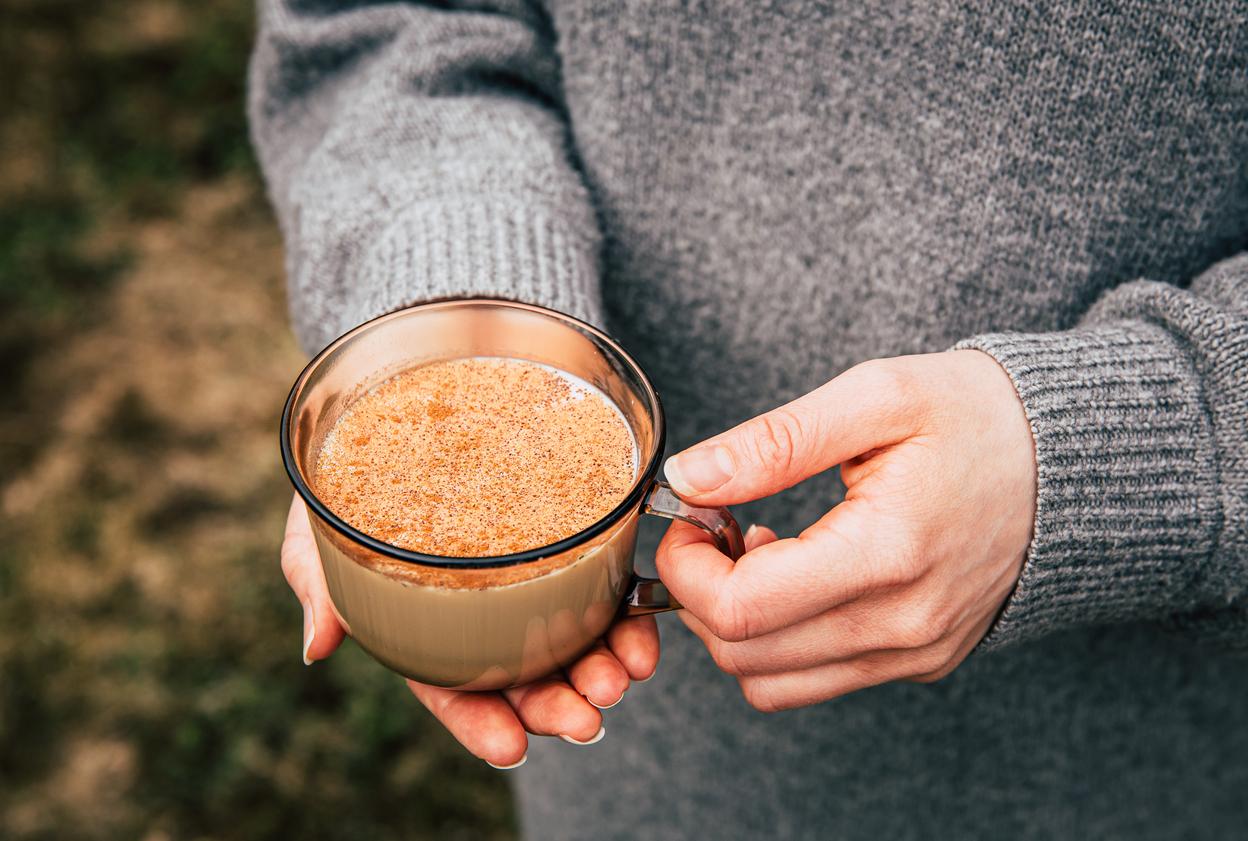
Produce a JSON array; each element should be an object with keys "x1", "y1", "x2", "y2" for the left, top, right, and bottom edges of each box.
[{"x1": 622, "y1": 480, "x2": 746, "y2": 616}]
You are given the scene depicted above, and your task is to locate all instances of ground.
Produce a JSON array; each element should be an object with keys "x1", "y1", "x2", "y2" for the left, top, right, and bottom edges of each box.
[{"x1": 0, "y1": 2, "x2": 514, "y2": 838}]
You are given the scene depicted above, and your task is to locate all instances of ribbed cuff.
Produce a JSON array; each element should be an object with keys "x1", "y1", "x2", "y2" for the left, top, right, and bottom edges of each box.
[
  {"x1": 956, "y1": 322, "x2": 1222, "y2": 650},
  {"x1": 298, "y1": 198, "x2": 603, "y2": 353}
]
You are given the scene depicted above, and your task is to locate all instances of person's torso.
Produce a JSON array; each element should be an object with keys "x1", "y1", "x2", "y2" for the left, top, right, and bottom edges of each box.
[
  {"x1": 513, "y1": 4, "x2": 1248, "y2": 839},
  {"x1": 550, "y1": 1, "x2": 1248, "y2": 438}
]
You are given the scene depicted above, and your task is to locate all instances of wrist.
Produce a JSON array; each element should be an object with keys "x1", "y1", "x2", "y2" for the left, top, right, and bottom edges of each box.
[{"x1": 954, "y1": 323, "x2": 1221, "y2": 649}]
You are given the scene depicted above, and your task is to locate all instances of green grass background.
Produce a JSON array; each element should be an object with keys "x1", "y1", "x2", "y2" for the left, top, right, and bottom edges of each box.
[{"x1": 0, "y1": 2, "x2": 515, "y2": 838}]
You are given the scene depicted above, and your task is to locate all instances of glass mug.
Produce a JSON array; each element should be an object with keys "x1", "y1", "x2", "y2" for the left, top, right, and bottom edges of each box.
[{"x1": 281, "y1": 299, "x2": 744, "y2": 690}]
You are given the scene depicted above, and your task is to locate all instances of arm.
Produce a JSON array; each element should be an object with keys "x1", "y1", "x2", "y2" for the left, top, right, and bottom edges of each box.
[
  {"x1": 957, "y1": 254, "x2": 1248, "y2": 650},
  {"x1": 248, "y1": 0, "x2": 603, "y2": 355},
  {"x1": 654, "y1": 254, "x2": 1246, "y2": 711}
]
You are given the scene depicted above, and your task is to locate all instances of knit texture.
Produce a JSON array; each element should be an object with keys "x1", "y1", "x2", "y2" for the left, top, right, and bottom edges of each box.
[
  {"x1": 959, "y1": 270, "x2": 1248, "y2": 650},
  {"x1": 247, "y1": 0, "x2": 604, "y2": 341},
  {"x1": 250, "y1": 2, "x2": 1248, "y2": 838}
]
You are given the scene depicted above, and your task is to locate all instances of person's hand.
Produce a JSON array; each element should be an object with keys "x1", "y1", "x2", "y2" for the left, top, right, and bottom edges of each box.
[
  {"x1": 657, "y1": 350, "x2": 1037, "y2": 711},
  {"x1": 280, "y1": 495, "x2": 661, "y2": 768}
]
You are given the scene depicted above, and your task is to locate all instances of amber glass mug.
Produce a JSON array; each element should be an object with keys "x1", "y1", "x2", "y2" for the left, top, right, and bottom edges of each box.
[{"x1": 281, "y1": 299, "x2": 744, "y2": 690}]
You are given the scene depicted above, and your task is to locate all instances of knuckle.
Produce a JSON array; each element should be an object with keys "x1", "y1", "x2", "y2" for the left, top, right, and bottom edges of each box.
[
  {"x1": 279, "y1": 539, "x2": 303, "y2": 583},
  {"x1": 871, "y1": 549, "x2": 920, "y2": 591},
  {"x1": 846, "y1": 656, "x2": 888, "y2": 687},
  {"x1": 850, "y1": 358, "x2": 930, "y2": 426},
  {"x1": 910, "y1": 655, "x2": 958, "y2": 684},
  {"x1": 740, "y1": 677, "x2": 785, "y2": 713},
  {"x1": 708, "y1": 640, "x2": 747, "y2": 676},
  {"x1": 746, "y1": 408, "x2": 805, "y2": 477},
  {"x1": 280, "y1": 530, "x2": 321, "y2": 589},
  {"x1": 708, "y1": 585, "x2": 756, "y2": 642},
  {"x1": 918, "y1": 593, "x2": 960, "y2": 636},
  {"x1": 885, "y1": 532, "x2": 929, "y2": 586},
  {"x1": 889, "y1": 607, "x2": 942, "y2": 650},
  {"x1": 854, "y1": 358, "x2": 913, "y2": 398},
  {"x1": 854, "y1": 507, "x2": 927, "y2": 590},
  {"x1": 914, "y1": 643, "x2": 953, "y2": 676},
  {"x1": 902, "y1": 631, "x2": 964, "y2": 683}
]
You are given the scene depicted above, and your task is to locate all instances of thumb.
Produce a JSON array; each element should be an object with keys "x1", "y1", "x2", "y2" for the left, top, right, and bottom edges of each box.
[
  {"x1": 282, "y1": 495, "x2": 347, "y2": 664},
  {"x1": 664, "y1": 359, "x2": 921, "y2": 505}
]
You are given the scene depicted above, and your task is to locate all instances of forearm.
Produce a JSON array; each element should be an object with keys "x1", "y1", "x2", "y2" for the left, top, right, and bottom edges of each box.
[
  {"x1": 959, "y1": 253, "x2": 1248, "y2": 650},
  {"x1": 248, "y1": 0, "x2": 603, "y2": 354}
]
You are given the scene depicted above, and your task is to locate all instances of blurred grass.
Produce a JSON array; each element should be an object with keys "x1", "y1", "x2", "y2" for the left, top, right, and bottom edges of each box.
[{"x1": 0, "y1": 2, "x2": 515, "y2": 838}]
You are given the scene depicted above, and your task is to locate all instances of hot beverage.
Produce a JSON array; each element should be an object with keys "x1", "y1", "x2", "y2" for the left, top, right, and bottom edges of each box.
[
  {"x1": 313, "y1": 357, "x2": 638, "y2": 557},
  {"x1": 283, "y1": 299, "x2": 741, "y2": 688}
]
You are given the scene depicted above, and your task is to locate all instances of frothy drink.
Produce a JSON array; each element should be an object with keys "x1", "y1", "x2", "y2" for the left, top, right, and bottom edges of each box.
[
  {"x1": 314, "y1": 357, "x2": 638, "y2": 557},
  {"x1": 284, "y1": 299, "x2": 739, "y2": 689}
]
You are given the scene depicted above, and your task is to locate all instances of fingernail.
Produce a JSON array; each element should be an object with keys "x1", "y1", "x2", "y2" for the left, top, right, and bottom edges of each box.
[
  {"x1": 635, "y1": 672, "x2": 656, "y2": 684},
  {"x1": 665, "y1": 446, "x2": 733, "y2": 496},
  {"x1": 744, "y1": 524, "x2": 760, "y2": 544},
  {"x1": 560, "y1": 726, "x2": 606, "y2": 746},
  {"x1": 302, "y1": 600, "x2": 316, "y2": 666},
  {"x1": 486, "y1": 754, "x2": 528, "y2": 770},
  {"x1": 589, "y1": 694, "x2": 623, "y2": 710}
]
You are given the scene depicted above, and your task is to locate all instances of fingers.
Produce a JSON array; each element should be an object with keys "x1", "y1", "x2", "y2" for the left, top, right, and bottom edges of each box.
[
  {"x1": 907, "y1": 612, "x2": 995, "y2": 684},
  {"x1": 503, "y1": 679, "x2": 603, "y2": 744},
  {"x1": 731, "y1": 611, "x2": 987, "y2": 713},
  {"x1": 605, "y1": 616, "x2": 660, "y2": 682},
  {"x1": 743, "y1": 523, "x2": 779, "y2": 551},
  {"x1": 678, "y1": 589, "x2": 926, "y2": 676},
  {"x1": 734, "y1": 650, "x2": 931, "y2": 713},
  {"x1": 659, "y1": 351, "x2": 1035, "y2": 712},
  {"x1": 663, "y1": 358, "x2": 925, "y2": 505},
  {"x1": 409, "y1": 639, "x2": 648, "y2": 769},
  {"x1": 565, "y1": 643, "x2": 631, "y2": 708},
  {"x1": 281, "y1": 495, "x2": 346, "y2": 664},
  {"x1": 657, "y1": 500, "x2": 897, "y2": 642},
  {"x1": 408, "y1": 681, "x2": 529, "y2": 768}
]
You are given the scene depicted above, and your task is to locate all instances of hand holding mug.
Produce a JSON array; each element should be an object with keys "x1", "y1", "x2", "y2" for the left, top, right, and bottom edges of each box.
[
  {"x1": 275, "y1": 302, "x2": 1032, "y2": 765},
  {"x1": 282, "y1": 494, "x2": 778, "y2": 767},
  {"x1": 657, "y1": 350, "x2": 1037, "y2": 710},
  {"x1": 281, "y1": 493, "x2": 659, "y2": 767},
  {"x1": 277, "y1": 300, "x2": 747, "y2": 768}
]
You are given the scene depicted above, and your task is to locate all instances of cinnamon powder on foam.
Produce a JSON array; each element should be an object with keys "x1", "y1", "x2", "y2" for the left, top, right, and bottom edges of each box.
[{"x1": 313, "y1": 357, "x2": 638, "y2": 558}]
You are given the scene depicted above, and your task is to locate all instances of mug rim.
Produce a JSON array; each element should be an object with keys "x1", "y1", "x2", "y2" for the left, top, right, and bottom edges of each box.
[{"x1": 280, "y1": 297, "x2": 667, "y2": 569}]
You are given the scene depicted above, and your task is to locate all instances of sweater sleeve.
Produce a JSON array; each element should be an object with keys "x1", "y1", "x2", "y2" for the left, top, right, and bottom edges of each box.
[
  {"x1": 956, "y1": 254, "x2": 1248, "y2": 651},
  {"x1": 247, "y1": 0, "x2": 603, "y2": 355}
]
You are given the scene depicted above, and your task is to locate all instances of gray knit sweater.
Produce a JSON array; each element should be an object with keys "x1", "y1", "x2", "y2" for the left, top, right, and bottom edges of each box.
[{"x1": 249, "y1": 2, "x2": 1248, "y2": 838}]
